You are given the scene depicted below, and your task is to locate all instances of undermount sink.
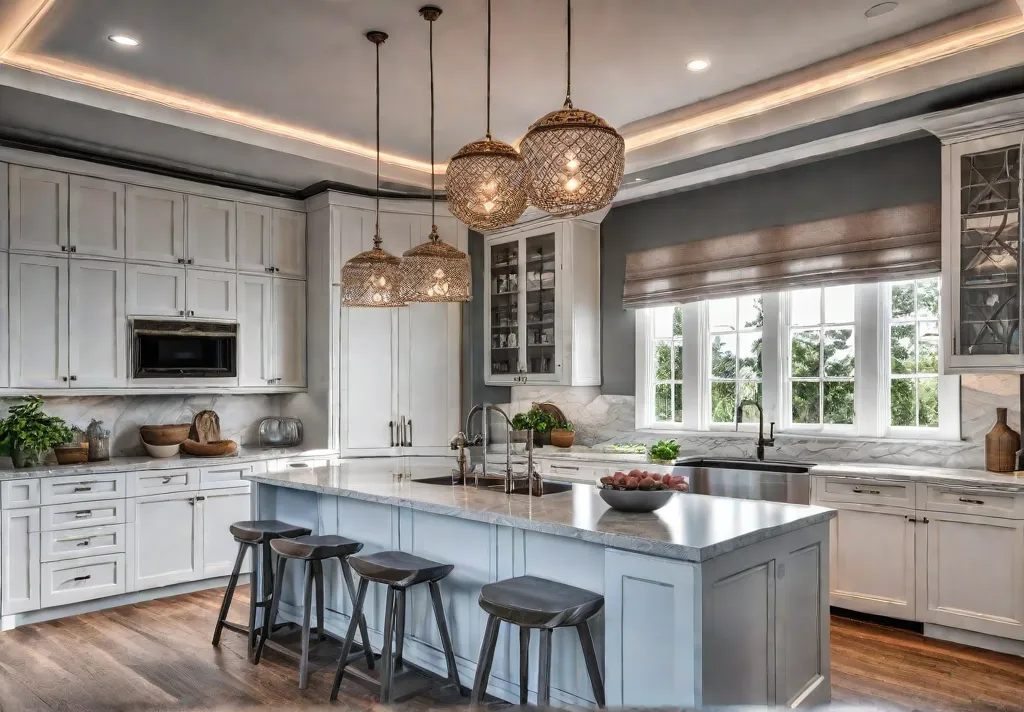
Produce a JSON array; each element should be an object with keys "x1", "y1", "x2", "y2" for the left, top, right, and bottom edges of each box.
[
  {"x1": 414, "y1": 475, "x2": 573, "y2": 496},
  {"x1": 674, "y1": 458, "x2": 811, "y2": 474}
]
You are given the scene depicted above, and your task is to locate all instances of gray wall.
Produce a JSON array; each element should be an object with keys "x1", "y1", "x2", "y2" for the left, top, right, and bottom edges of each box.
[
  {"x1": 463, "y1": 231, "x2": 511, "y2": 419},
  {"x1": 600, "y1": 136, "x2": 943, "y2": 395}
]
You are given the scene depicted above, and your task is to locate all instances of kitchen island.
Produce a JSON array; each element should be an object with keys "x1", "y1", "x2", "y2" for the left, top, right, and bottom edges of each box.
[{"x1": 246, "y1": 458, "x2": 836, "y2": 708}]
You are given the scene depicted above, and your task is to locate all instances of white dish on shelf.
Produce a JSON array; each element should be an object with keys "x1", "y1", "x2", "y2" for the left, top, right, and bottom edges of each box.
[{"x1": 144, "y1": 441, "x2": 180, "y2": 458}]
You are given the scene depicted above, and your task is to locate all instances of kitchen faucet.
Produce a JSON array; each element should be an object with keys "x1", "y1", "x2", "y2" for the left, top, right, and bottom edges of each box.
[
  {"x1": 458, "y1": 404, "x2": 537, "y2": 495},
  {"x1": 736, "y1": 400, "x2": 775, "y2": 461}
]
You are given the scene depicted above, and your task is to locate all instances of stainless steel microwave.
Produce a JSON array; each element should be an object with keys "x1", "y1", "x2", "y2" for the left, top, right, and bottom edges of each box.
[{"x1": 130, "y1": 320, "x2": 237, "y2": 379}]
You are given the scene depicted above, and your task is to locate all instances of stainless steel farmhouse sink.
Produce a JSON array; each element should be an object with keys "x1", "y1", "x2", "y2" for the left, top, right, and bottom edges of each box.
[
  {"x1": 414, "y1": 474, "x2": 574, "y2": 496},
  {"x1": 672, "y1": 458, "x2": 814, "y2": 504},
  {"x1": 673, "y1": 457, "x2": 811, "y2": 474}
]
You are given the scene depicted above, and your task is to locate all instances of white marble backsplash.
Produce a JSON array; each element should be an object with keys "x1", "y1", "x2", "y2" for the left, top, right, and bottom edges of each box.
[
  {"x1": 508, "y1": 375, "x2": 1024, "y2": 470},
  {"x1": 0, "y1": 394, "x2": 283, "y2": 457}
]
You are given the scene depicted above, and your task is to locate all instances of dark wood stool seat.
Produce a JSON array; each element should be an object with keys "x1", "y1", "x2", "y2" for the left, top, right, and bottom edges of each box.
[
  {"x1": 254, "y1": 535, "x2": 374, "y2": 690},
  {"x1": 348, "y1": 550, "x2": 454, "y2": 588},
  {"x1": 472, "y1": 575, "x2": 605, "y2": 707},
  {"x1": 331, "y1": 550, "x2": 462, "y2": 704},
  {"x1": 212, "y1": 519, "x2": 311, "y2": 663}
]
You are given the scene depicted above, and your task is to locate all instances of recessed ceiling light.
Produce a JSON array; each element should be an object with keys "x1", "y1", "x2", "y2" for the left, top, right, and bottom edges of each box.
[
  {"x1": 108, "y1": 34, "x2": 139, "y2": 47},
  {"x1": 686, "y1": 58, "x2": 710, "y2": 72},
  {"x1": 865, "y1": 2, "x2": 898, "y2": 18}
]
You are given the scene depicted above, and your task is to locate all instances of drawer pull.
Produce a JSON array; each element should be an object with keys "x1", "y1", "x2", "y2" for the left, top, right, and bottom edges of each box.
[
  {"x1": 162, "y1": 476, "x2": 173, "y2": 484},
  {"x1": 958, "y1": 497, "x2": 985, "y2": 505},
  {"x1": 551, "y1": 465, "x2": 580, "y2": 471},
  {"x1": 852, "y1": 487, "x2": 881, "y2": 495},
  {"x1": 76, "y1": 539, "x2": 91, "y2": 547},
  {"x1": 73, "y1": 486, "x2": 93, "y2": 492},
  {"x1": 71, "y1": 575, "x2": 92, "y2": 583},
  {"x1": 74, "y1": 511, "x2": 92, "y2": 519}
]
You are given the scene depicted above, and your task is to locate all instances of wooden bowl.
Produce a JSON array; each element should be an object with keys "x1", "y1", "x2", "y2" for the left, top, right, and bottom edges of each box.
[
  {"x1": 550, "y1": 429, "x2": 575, "y2": 448},
  {"x1": 180, "y1": 439, "x2": 238, "y2": 457},
  {"x1": 140, "y1": 424, "x2": 191, "y2": 446},
  {"x1": 53, "y1": 444, "x2": 90, "y2": 465}
]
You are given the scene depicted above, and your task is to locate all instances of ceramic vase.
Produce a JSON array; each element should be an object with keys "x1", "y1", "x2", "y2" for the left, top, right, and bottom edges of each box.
[{"x1": 985, "y1": 407, "x2": 1020, "y2": 473}]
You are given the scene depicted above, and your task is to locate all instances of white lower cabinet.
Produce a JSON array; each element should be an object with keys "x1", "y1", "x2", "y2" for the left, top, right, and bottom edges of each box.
[
  {"x1": 201, "y1": 489, "x2": 251, "y2": 578},
  {"x1": 1, "y1": 508, "x2": 41, "y2": 615},
  {"x1": 131, "y1": 490, "x2": 202, "y2": 591},
  {"x1": 41, "y1": 553, "x2": 126, "y2": 608},
  {"x1": 41, "y1": 524, "x2": 126, "y2": 562}
]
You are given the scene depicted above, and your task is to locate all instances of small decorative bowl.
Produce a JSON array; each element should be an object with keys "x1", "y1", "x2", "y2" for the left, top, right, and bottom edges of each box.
[
  {"x1": 140, "y1": 424, "x2": 190, "y2": 446},
  {"x1": 181, "y1": 439, "x2": 238, "y2": 457},
  {"x1": 599, "y1": 488, "x2": 674, "y2": 513},
  {"x1": 53, "y1": 444, "x2": 90, "y2": 465},
  {"x1": 144, "y1": 441, "x2": 180, "y2": 458}
]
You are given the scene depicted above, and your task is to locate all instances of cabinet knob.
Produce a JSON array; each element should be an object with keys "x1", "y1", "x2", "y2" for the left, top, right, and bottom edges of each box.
[
  {"x1": 69, "y1": 375, "x2": 77, "y2": 381},
  {"x1": 178, "y1": 258, "x2": 186, "y2": 264},
  {"x1": 69, "y1": 245, "x2": 77, "y2": 253},
  {"x1": 62, "y1": 376, "x2": 68, "y2": 382},
  {"x1": 179, "y1": 310, "x2": 185, "y2": 316},
  {"x1": 187, "y1": 258, "x2": 194, "y2": 265},
  {"x1": 61, "y1": 245, "x2": 68, "y2": 252},
  {"x1": 266, "y1": 267, "x2": 274, "y2": 273},
  {"x1": 188, "y1": 310, "x2": 195, "y2": 316}
]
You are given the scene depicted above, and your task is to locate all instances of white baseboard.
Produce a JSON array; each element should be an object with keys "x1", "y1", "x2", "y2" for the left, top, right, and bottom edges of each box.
[{"x1": 924, "y1": 623, "x2": 1024, "y2": 658}]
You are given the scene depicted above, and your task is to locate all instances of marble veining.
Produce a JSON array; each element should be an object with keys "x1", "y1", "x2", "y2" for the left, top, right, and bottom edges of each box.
[{"x1": 245, "y1": 460, "x2": 836, "y2": 563}]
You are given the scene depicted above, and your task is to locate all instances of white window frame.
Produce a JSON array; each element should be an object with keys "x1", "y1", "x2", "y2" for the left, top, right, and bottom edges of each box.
[{"x1": 706, "y1": 296, "x2": 763, "y2": 432}]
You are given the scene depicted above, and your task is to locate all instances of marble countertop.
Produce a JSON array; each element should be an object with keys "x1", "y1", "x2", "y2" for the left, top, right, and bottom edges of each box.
[
  {"x1": 245, "y1": 459, "x2": 836, "y2": 564},
  {"x1": 0, "y1": 447, "x2": 336, "y2": 481}
]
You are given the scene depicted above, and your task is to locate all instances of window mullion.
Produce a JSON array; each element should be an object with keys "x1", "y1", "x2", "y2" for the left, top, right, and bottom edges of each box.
[
  {"x1": 857, "y1": 282, "x2": 883, "y2": 437},
  {"x1": 761, "y1": 292, "x2": 783, "y2": 429},
  {"x1": 681, "y1": 300, "x2": 705, "y2": 431}
]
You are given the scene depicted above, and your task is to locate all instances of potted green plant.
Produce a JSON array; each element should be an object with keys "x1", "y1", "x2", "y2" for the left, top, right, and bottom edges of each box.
[
  {"x1": 0, "y1": 397, "x2": 73, "y2": 468},
  {"x1": 648, "y1": 439, "x2": 680, "y2": 465},
  {"x1": 551, "y1": 419, "x2": 575, "y2": 448}
]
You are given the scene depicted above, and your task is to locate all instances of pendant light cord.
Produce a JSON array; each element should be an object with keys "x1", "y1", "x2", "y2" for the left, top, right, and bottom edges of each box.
[
  {"x1": 485, "y1": 0, "x2": 491, "y2": 139},
  {"x1": 429, "y1": 11, "x2": 438, "y2": 239},
  {"x1": 374, "y1": 36, "x2": 382, "y2": 249},
  {"x1": 564, "y1": 0, "x2": 572, "y2": 109}
]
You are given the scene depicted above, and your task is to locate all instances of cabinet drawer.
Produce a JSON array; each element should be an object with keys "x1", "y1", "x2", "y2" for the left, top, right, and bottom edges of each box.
[
  {"x1": 41, "y1": 524, "x2": 126, "y2": 562},
  {"x1": 41, "y1": 553, "x2": 126, "y2": 608},
  {"x1": 200, "y1": 463, "x2": 254, "y2": 490},
  {"x1": 41, "y1": 499, "x2": 127, "y2": 531},
  {"x1": 269, "y1": 457, "x2": 331, "y2": 472},
  {"x1": 543, "y1": 461, "x2": 601, "y2": 481},
  {"x1": 40, "y1": 473, "x2": 126, "y2": 505},
  {"x1": 129, "y1": 468, "x2": 199, "y2": 497},
  {"x1": 2, "y1": 478, "x2": 40, "y2": 509},
  {"x1": 923, "y1": 485, "x2": 1024, "y2": 519},
  {"x1": 815, "y1": 476, "x2": 915, "y2": 508}
]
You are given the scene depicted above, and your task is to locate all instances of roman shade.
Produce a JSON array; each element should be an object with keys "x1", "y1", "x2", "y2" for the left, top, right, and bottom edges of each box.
[{"x1": 623, "y1": 202, "x2": 941, "y2": 308}]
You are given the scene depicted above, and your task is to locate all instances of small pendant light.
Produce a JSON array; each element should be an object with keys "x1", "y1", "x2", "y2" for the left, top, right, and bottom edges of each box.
[
  {"x1": 401, "y1": 5, "x2": 472, "y2": 303},
  {"x1": 520, "y1": 0, "x2": 625, "y2": 217},
  {"x1": 444, "y1": 0, "x2": 527, "y2": 231},
  {"x1": 341, "y1": 31, "x2": 405, "y2": 307}
]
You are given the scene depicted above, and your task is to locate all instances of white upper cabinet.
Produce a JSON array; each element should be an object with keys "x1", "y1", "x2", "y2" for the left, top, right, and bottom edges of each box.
[
  {"x1": 69, "y1": 260, "x2": 126, "y2": 388},
  {"x1": 69, "y1": 175, "x2": 125, "y2": 259},
  {"x1": 0, "y1": 252, "x2": 8, "y2": 388},
  {"x1": 237, "y1": 274, "x2": 273, "y2": 386},
  {"x1": 236, "y1": 203, "x2": 273, "y2": 274},
  {"x1": 9, "y1": 253, "x2": 69, "y2": 388},
  {"x1": 126, "y1": 263, "x2": 187, "y2": 317},
  {"x1": 273, "y1": 277, "x2": 306, "y2": 386},
  {"x1": 9, "y1": 165, "x2": 69, "y2": 254},
  {"x1": 0, "y1": 162, "x2": 8, "y2": 249},
  {"x1": 273, "y1": 209, "x2": 306, "y2": 278},
  {"x1": 187, "y1": 268, "x2": 236, "y2": 320},
  {"x1": 186, "y1": 196, "x2": 235, "y2": 270},
  {"x1": 126, "y1": 185, "x2": 185, "y2": 264}
]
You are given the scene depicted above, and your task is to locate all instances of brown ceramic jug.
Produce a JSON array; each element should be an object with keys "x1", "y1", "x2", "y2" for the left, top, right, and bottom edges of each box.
[{"x1": 985, "y1": 407, "x2": 1020, "y2": 473}]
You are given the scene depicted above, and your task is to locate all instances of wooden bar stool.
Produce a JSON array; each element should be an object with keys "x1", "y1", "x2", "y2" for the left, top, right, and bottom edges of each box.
[
  {"x1": 254, "y1": 534, "x2": 376, "y2": 689},
  {"x1": 330, "y1": 551, "x2": 462, "y2": 704},
  {"x1": 472, "y1": 575, "x2": 605, "y2": 707},
  {"x1": 211, "y1": 519, "x2": 311, "y2": 661}
]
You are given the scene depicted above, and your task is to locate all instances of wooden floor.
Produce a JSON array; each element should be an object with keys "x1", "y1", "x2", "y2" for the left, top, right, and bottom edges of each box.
[{"x1": 0, "y1": 586, "x2": 1022, "y2": 711}]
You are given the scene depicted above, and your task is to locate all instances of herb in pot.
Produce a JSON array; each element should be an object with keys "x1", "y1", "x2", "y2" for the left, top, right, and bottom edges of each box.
[
  {"x1": 0, "y1": 397, "x2": 73, "y2": 468},
  {"x1": 648, "y1": 439, "x2": 680, "y2": 463}
]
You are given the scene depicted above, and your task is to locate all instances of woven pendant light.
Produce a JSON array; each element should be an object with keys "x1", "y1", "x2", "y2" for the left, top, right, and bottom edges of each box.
[
  {"x1": 341, "y1": 31, "x2": 405, "y2": 307},
  {"x1": 444, "y1": 0, "x2": 527, "y2": 231},
  {"x1": 401, "y1": 6, "x2": 471, "y2": 303},
  {"x1": 520, "y1": 0, "x2": 624, "y2": 217}
]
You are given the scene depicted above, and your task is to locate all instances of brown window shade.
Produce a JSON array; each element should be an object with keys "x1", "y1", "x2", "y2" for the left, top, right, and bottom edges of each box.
[{"x1": 623, "y1": 203, "x2": 941, "y2": 308}]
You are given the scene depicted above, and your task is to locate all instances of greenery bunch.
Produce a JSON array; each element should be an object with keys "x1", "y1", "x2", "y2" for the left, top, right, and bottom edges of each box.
[
  {"x1": 0, "y1": 397, "x2": 73, "y2": 458},
  {"x1": 511, "y1": 407, "x2": 572, "y2": 433},
  {"x1": 648, "y1": 439, "x2": 680, "y2": 462}
]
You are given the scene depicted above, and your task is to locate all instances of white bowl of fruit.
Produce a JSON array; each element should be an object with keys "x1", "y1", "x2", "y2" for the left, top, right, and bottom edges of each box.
[{"x1": 598, "y1": 470, "x2": 688, "y2": 513}]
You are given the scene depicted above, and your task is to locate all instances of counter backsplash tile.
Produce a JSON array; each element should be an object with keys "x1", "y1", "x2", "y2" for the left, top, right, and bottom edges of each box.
[
  {"x1": 0, "y1": 394, "x2": 283, "y2": 458},
  {"x1": 509, "y1": 375, "x2": 1021, "y2": 470}
]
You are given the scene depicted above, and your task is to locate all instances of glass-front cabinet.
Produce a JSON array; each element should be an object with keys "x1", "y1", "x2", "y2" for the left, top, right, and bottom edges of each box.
[
  {"x1": 943, "y1": 130, "x2": 1024, "y2": 372},
  {"x1": 484, "y1": 218, "x2": 601, "y2": 386}
]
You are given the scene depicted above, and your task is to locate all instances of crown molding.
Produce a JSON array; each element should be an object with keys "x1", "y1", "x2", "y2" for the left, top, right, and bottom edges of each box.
[{"x1": 920, "y1": 93, "x2": 1024, "y2": 143}]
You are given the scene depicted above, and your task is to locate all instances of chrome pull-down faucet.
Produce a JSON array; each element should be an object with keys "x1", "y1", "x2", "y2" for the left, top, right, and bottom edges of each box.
[
  {"x1": 736, "y1": 400, "x2": 775, "y2": 461},
  {"x1": 460, "y1": 403, "x2": 537, "y2": 495}
]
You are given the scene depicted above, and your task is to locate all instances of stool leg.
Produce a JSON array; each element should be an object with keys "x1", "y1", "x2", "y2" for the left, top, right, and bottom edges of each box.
[
  {"x1": 340, "y1": 558, "x2": 374, "y2": 670},
  {"x1": 429, "y1": 581, "x2": 462, "y2": 693},
  {"x1": 379, "y1": 586, "x2": 398, "y2": 704},
  {"x1": 313, "y1": 560, "x2": 326, "y2": 641},
  {"x1": 253, "y1": 556, "x2": 287, "y2": 664},
  {"x1": 393, "y1": 588, "x2": 406, "y2": 670},
  {"x1": 470, "y1": 614, "x2": 500, "y2": 705},
  {"x1": 577, "y1": 621, "x2": 605, "y2": 707},
  {"x1": 537, "y1": 628, "x2": 553, "y2": 707},
  {"x1": 212, "y1": 541, "x2": 247, "y2": 646},
  {"x1": 519, "y1": 626, "x2": 530, "y2": 704},
  {"x1": 299, "y1": 561, "x2": 315, "y2": 690},
  {"x1": 330, "y1": 577, "x2": 368, "y2": 702},
  {"x1": 246, "y1": 543, "x2": 262, "y2": 661}
]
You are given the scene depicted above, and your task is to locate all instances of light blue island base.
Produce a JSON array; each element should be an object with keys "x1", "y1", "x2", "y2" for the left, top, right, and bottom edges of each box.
[{"x1": 249, "y1": 462, "x2": 834, "y2": 708}]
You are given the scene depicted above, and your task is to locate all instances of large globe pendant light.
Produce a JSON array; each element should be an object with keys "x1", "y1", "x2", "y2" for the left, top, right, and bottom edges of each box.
[
  {"x1": 341, "y1": 31, "x2": 406, "y2": 307},
  {"x1": 401, "y1": 5, "x2": 472, "y2": 303},
  {"x1": 444, "y1": 0, "x2": 527, "y2": 231},
  {"x1": 520, "y1": 0, "x2": 625, "y2": 217}
]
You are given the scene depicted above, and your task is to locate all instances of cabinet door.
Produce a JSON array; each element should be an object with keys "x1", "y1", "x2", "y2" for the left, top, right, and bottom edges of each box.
[
  {"x1": 523, "y1": 228, "x2": 561, "y2": 382},
  {"x1": 69, "y1": 175, "x2": 125, "y2": 258},
  {"x1": 1, "y1": 508, "x2": 40, "y2": 615},
  {"x1": 69, "y1": 260, "x2": 127, "y2": 387},
  {"x1": 187, "y1": 196, "x2": 235, "y2": 269},
  {"x1": 126, "y1": 263, "x2": 187, "y2": 317},
  {"x1": 273, "y1": 209, "x2": 306, "y2": 278},
  {"x1": 485, "y1": 233, "x2": 522, "y2": 384},
  {"x1": 9, "y1": 253, "x2": 69, "y2": 388},
  {"x1": 8, "y1": 165, "x2": 68, "y2": 254},
  {"x1": 0, "y1": 252, "x2": 8, "y2": 388},
  {"x1": 829, "y1": 504, "x2": 916, "y2": 620},
  {"x1": 273, "y1": 278, "x2": 305, "y2": 386},
  {"x1": 401, "y1": 301, "x2": 460, "y2": 452},
  {"x1": 131, "y1": 491, "x2": 202, "y2": 591},
  {"x1": 125, "y1": 185, "x2": 185, "y2": 264},
  {"x1": 201, "y1": 489, "x2": 251, "y2": 578},
  {"x1": 0, "y1": 162, "x2": 8, "y2": 249},
  {"x1": 186, "y1": 268, "x2": 236, "y2": 319},
  {"x1": 237, "y1": 203, "x2": 273, "y2": 274},
  {"x1": 238, "y1": 274, "x2": 274, "y2": 386},
  {"x1": 920, "y1": 512, "x2": 1024, "y2": 639}
]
